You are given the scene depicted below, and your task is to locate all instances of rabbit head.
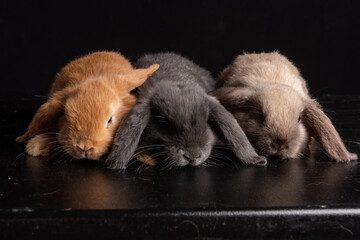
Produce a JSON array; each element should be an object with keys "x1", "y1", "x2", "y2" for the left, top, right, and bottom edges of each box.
[
  {"x1": 138, "y1": 83, "x2": 216, "y2": 167},
  {"x1": 57, "y1": 75, "x2": 141, "y2": 160},
  {"x1": 211, "y1": 86, "x2": 310, "y2": 160}
]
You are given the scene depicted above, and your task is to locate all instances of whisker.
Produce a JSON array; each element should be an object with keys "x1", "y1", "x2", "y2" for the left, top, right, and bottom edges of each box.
[
  {"x1": 135, "y1": 144, "x2": 165, "y2": 150},
  {"x1": 159, "y1": 157, "x2": 172, "y2": 170},
  {"x1": 210, "y1": 152, "x2": 238, "y2": 168},
  {"x1": 34, "y1": 95, "x2": 50, "y2": 100},
  {"x1": 55, "y1": 151, "x2": 71, "y2": 164},
  {"x1": 125, "y1": 158, "x2": 140, "y2": 169},
  {"x1": 16, "y1": 151, "x2": 27, "y2": 158}
]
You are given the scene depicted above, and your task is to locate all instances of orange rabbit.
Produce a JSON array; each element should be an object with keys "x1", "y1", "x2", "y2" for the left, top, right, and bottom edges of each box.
[{"x1": 16, "y1": 51, "x2": 159, "y2": 160}]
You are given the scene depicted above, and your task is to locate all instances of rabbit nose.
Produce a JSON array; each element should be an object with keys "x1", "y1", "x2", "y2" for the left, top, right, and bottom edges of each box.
[
  {"x1": 77, "y1": 146, "x2": 94, "y2": 153},
  {"x1": 183, "y1": 153, "x2": 193, "y2": 162},
  {"x1": 270, "y1": 142, "x2": 279, "y2": 151},
  {"x1": 183, "y1": 152, "x2": 201, "y2": 161},
  {"x1": 270, "y1": 139, "x2": 287, "y2": 152}
]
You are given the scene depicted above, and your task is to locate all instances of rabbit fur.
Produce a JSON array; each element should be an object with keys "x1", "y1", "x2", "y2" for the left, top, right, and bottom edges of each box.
[
  {"x1": 16, "y1": 51, "x2": 159, "y2": 160},
  {"x1": 211, "y1": 52, "x2": 357, "y2": 162},
  {"x1": 105, "y1": 52, "x2": 267, "y2": 169}
]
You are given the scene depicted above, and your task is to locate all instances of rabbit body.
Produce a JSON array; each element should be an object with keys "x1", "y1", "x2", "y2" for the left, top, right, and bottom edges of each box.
[
  {"x1": 17, "y1": 51, "x2": 159, "y2": 160},
  {"x1": 212, "y1": 52, "x2": 357, "y2": 162},
  {"x1": 106, "y1": 53, "x2": 267, "y2": 169}
]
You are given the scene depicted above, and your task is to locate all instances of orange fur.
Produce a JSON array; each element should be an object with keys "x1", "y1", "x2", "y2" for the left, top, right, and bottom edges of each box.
[{"x1": 16, "y1": 51, "x2": 159, "y2": 160}]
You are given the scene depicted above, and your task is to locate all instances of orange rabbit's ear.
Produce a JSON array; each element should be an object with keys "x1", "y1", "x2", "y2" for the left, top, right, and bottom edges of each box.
[
  {"x1": 302, "y1": 99, "x2": 358, "y2": 162},
  {"x1": 16, "y1": 90, "x2": 69, "y2": 143},
  {"x1": 116, "y1": 64, "x2": 160, "y2": 92}
]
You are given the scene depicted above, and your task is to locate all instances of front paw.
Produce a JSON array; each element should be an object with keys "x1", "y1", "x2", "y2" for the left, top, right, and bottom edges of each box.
[
  {"x1": 26, "y1": 135, "x2": 53, "y2": 157},
  {"x1": 334, "y1": 152, "x2": 358, "y2": 163},
  {"x1": 244, "y1": 155, "x2": 267, "y2": 166},
  {"x1": 136, "y1": 153, "x2": 157, "y2": 166},
  {"x1": 350, "y1": 153, "x2": 358, "y2": 161}
]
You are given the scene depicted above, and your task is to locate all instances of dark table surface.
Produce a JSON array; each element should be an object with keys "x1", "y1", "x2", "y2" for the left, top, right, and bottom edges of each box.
[{"x1": 1, "y1": 94, "x2": 360, "y2": 239}]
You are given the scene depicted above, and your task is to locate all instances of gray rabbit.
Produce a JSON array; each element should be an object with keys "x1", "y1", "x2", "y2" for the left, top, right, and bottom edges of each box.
[{"x1": 105, "y1": 53, "x2": 267, "y2": 169}]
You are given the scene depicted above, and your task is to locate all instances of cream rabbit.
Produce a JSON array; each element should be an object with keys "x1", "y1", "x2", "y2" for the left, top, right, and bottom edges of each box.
[{"x1": 211, "y1": 52, "x2": 357, "y2": 162}]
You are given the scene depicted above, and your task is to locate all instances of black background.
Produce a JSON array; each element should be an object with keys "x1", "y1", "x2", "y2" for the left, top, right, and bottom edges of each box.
[{"x1": 1, "y1": 0, "x2": 360, "y2": 95}]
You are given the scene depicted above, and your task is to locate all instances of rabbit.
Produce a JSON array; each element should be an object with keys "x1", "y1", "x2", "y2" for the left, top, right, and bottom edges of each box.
[
  {"x1": 16, "y1": 51, "x2": 159, "y2": 160},
  {"x1": 104, "y1": 52, "x2": 267, "y2": 169},
  {"x1": 211, "y1": 51, "x2": 358, "y2": 162}
]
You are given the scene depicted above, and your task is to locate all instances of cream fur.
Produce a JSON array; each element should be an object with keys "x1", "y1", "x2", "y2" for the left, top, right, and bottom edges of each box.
[{"x1": 213, "y1": 52, "x2": 357, "y2": 162}]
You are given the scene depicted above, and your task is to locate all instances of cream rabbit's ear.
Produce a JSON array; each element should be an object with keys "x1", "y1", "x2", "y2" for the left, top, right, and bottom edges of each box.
[
  {"x1": 115, "y1": 64, "x2": 160, "y2": 92},
  {"x1": 16, "y1": 89, "x2": 69, "y2": 143},
  {"x1": 302, "y1": 99, "x2": 358, "y2": 162}
]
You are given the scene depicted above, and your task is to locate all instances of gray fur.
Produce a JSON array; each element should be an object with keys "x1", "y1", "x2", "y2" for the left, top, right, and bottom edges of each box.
[{"x1": 105, "y1": 53, "x2": 267, "y2": 169}]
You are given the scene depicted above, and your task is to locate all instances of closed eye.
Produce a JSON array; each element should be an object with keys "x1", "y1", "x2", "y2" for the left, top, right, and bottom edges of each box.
[
  {"x1": 151, "y1": 115, "x2": 175, "y2": 132},
  {"x1": 106, "y1": 116, "x2": 113, "y2": 128},
  {"x1": 150, "y1": 107, "x2": 171, "y2": 124},
  {"x1": 152, "y1": 115, "x2": 169, "y2": 123},
  {"x1": 259, "y1": 111, "x2": 265, "y2": 121}
]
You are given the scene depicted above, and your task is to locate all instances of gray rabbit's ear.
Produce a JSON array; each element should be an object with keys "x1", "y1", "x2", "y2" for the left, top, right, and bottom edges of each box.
[
  {"x1": 209, "y1": 87, "x2": 253, "y2": 111},
  {"x1": 105, "y1": 100, "x2": 151, "y2": 169},
  {"x1": 207, "y1": 96, "x2": 267, "y2": 166},
  {"x1": 302, "y1": 99, "x2": 357, "y2": 162}
]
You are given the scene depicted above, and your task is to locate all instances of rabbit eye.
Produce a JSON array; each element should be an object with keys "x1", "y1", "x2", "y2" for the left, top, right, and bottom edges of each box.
[
  {"x1": 158, "y1": 117, "x2": 171, "y2": 124},
  {"x1": 161, "y1": 118, "x2": 170, "y2": 123},
  {"x1": 152, "y1": 115, "x2": 168, "y2": 123},
  {"x1": 259, "y1": 112, "x2": 265, "y2": 121},
  {"x1": 106, "y1": 116, "x2": 113, "y2": 128}
]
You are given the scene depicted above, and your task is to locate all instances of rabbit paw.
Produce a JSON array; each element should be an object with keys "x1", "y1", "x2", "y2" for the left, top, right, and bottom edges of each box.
[
  {"x1": 245, "y1": 155, "x2": 267, "y2": 166},
  {"x1": 335, "y1": 152, "x2": 358, "y2": 162},
  {"x1": 349, "y1": 153, "x2": 359, "y2": 161},
  {"x1": 26, "y1": 135, "x2": 53, "y2": 157},
  {"x1": 136, "y1": 153, "x2": 157, "y2": 166}
]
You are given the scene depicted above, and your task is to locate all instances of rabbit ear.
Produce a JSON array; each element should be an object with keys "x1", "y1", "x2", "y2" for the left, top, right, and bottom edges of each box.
[
  {"x1": 302, "y1": 99, "x2": 357, "y2": 162},
  {"x1": 105, "y1": 100, "x2": 151, "y2": 169},
  {"x1": 209, "y1": 87, "x2": 253, "y2": 111},
  {"x1": 207, "y1": 96, "x2": 267, "y2": 166},
  {"x1": 116, "y1": 64, "x2": 159, "y2": 92},
  {"x1": 16, "y1": 90, "x2": 69, "y2": 143}
]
